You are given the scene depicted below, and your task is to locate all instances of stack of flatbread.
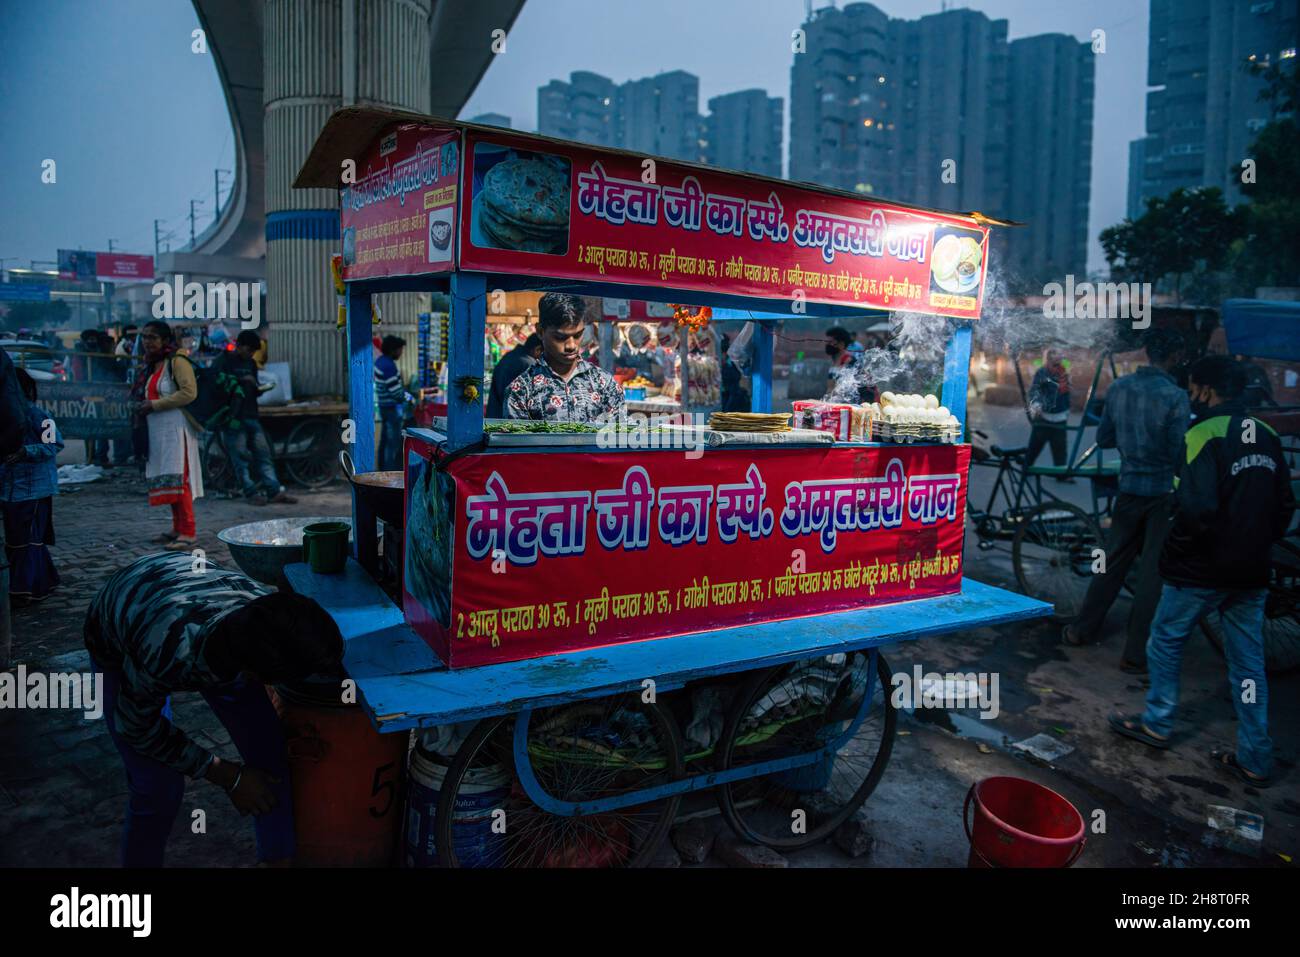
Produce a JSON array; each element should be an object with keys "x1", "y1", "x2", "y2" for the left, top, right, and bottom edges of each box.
[{"x1": 709, "y1": 412, "x2": 793, "y2": 433}]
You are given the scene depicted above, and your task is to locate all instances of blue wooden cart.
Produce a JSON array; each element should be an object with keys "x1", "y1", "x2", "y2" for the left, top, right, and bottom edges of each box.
[{"x1": 287, "y1": 108, "x2": 1050, "y2": 867}]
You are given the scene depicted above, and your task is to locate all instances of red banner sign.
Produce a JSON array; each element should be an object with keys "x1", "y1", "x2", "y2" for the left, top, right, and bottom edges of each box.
[
  {"x1": 339, "y1": 125, "x2": 461, "y2": 280},
  {"x1": 458, "y1": 129, "x2": 990, "y2": 320},
  {"x1": 94, "y1": 252, "x2": 153, "y2": 282},
  {"x1": 403, "y1": 441, "x2": 970, "y2": 668}
]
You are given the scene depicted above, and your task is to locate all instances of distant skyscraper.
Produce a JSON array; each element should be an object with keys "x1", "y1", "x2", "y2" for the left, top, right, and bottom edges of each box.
[
  {"x1": 537, "y1": 71, "x2": 617, "y2": 146},
  {"x1": 1127, "y1": 137, "x2": 1149, "y2": 220},
  {"x1": 1129, "y1": 0, "x2": 1299, "y2": 213},
  {"x1": 789, "y1": 3, "x2": 1093, "y2": 285},
  {"x1": 617, "y1": 70, "x2": 704, "y2": 162},
  {"x1": 788, "y1": 1, "x2": 895, "y2": 195},
  {"x1": 703, "y1": 89, "x2": 783, "y2": 177},
  {"x1": 892, "y1": 10, "x2": 1009, "y2": 217},
  {"x1": 1004, "y1": 34, "x2": 1095, "y2": 283},
  {"x1": 467, "y1": 112, "x2": 511, "y2": 129}
]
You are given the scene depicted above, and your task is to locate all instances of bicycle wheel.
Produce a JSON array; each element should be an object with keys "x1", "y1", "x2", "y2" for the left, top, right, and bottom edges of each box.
[
  {"x1": 1200, "y1": 572, "x2": 1300, "y2": 674},
  {"x1": 435, "y1": 694, "x2": 683, "y2": 868},
  {"x1": 201, "y1": 431, "x2": 235, "y2": 493},
  {"x1": 284, "y1": 417, "x2": 341, "y2": 488},
  {"x1": 715, "y1": 651, "x2": 896, "y2": 850},
  {"x1": 1012, "y1": 501, "x2": 1102, "y2": 622}
]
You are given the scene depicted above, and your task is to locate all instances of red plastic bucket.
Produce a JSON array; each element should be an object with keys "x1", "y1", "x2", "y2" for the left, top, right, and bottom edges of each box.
[{"x1": 963, "y1": 776, "x2": 1085, "y2": 868}]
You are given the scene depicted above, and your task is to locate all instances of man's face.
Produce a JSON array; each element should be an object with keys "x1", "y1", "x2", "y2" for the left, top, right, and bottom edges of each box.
[
  {"x1": 1188, "y1": 379, "x2": 1214, "y2": 407},
  {"x1": 236, "y1": 343, "x2": 255, "y2": 359},
  {"x1": 542, "y1": 321, "x2": 584, "y2": 367}
]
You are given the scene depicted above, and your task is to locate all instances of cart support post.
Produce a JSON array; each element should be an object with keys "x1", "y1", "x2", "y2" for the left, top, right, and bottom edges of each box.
[
  {"x1": 941, "y1": 323, "x2": 972, "y2": 432},
  {"x1": 447, "y1": 272, "x2": 487, "y2": 451},
  {"x1": 751, "y1": 321, "x2": 774, "y2": 413},
  {"x1": 346, "y1": 283, "x2": 379, "y2": 572}
]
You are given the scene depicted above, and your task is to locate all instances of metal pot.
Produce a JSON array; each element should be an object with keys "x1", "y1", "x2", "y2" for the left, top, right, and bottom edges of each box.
[{"x1": 340, "y1": 450, "x2": 405, "y2": 527}]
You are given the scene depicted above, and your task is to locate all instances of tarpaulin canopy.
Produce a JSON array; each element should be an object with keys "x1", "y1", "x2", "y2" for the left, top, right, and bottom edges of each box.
[{"x1": 1222, "y1": 298, "x2": 1300, "y2": 362}]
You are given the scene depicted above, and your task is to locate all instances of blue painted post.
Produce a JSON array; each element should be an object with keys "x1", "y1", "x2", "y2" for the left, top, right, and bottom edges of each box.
[
  {"x1": 346, "y1": 283, "x2": 378, "y2": 571},
  {"x1": 941, "y1": 323, "x2": 973, "y2": 434},
  {"x1": 447, "y1": 271, "x2": 487, "y2": 451},
  {"x1": 751, "y1": 322, "x2": 774, "y2": 413}
]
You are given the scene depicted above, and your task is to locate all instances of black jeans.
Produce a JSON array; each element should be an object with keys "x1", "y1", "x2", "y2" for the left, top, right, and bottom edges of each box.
[
  {"x1": 1071, "y1": 492, "x2": 1174, "y2": 665},
  {"x1": 1026, "y1": 420, "x2": 1067, "y2": 468}
]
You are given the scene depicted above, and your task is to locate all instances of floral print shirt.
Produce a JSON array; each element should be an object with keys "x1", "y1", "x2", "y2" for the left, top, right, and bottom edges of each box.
[{"x1": 506, "y1": 358, "x2": 625, "y2": 423}]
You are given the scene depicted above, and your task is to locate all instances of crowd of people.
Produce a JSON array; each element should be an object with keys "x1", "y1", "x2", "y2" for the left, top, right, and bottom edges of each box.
[{"x1": 1021, "y1": 331, "x2": 1294, "y2": 788}]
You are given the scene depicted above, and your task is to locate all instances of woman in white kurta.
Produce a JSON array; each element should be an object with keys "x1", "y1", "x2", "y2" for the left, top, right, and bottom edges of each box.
[{"x1": 134, "y1": 321, "x2": 203, "y2": 549}]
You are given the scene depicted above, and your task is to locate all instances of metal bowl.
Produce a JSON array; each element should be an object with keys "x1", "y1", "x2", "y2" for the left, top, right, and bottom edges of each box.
[{"x1": 217, "y1": 516, "x2": 353, "y2": 585}]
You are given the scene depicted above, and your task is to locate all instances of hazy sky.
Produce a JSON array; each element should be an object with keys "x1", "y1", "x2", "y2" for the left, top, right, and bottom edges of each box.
[{"x1": 1, "y1": 0, "x2": 1149, "y2": 275}]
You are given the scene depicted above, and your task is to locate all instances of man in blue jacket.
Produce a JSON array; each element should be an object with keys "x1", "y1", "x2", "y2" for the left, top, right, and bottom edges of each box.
[{"x1": 1110, "y1": 356, "x2": 1295, "y2": 787}]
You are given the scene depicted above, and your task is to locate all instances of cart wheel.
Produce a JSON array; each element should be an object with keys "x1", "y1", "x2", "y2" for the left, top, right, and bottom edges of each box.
[
  {"x1": 283, "y1": 418, "x2": 341, "y2": 488},
  {"x1": 1011, "y1": 501, "x2": 1102, "y2": 622},
  {"x1": 436, "y1": 694, "x2": 683, "y2": 868},
  {"x1": 201, "y1": 431, "x2": 235, "y2": 493},
  {"x1": 715, "y1": 650, "x2": 896, "y2": 851},
  {"x1": 1201, "y1": 588, "x2": 1300, "y2": 675}
]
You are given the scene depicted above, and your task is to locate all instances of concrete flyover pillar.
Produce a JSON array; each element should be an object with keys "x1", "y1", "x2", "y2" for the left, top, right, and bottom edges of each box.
[{"x1": 264, "y1": 0, "x2": 431, "y2": 397}]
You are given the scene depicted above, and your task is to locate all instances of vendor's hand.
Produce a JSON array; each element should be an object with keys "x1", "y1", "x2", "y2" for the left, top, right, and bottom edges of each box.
[{"x1": 225, "y1": 764, "x2": 282, "y2": 817}]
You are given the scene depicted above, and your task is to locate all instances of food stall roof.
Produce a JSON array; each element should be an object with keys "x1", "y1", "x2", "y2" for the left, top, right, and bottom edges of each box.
[{"x1": 293, "y1": 106, "x2": 1019, "y2": 230}]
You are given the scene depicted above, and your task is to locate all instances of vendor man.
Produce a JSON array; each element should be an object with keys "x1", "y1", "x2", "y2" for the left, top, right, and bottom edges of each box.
[
  {"x1": 506, "y1": 293, "x2": 625, "y2": 422},
  {"x1": 85, "y1": 552, "x2": 345, "y2": 866}
]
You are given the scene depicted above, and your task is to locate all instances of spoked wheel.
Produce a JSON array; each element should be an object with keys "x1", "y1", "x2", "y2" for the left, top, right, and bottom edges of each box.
[
  {"x1": 201, "y1": 431, "x2": 236, "y2": 493},
  {"x1": 1201, "y1": 552, "x2": 1300, "y2": 673},
  {"x1": 436, "y1": 694, "x2": 683, "y2": 868},
  {"x1": 1012, "y1": 501, "x2": 1103, "y2": 622},
  {"x1": 284, "y1": 417, "x2": 341, "y2": 488},
  {"x1": 715, "y1": 651, "x2": 896, "y2": 850}
]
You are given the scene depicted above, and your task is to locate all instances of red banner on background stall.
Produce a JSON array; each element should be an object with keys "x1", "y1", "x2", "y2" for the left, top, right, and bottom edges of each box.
[
  {"x1": 458, "y1": 129, "x2": 990, "y2": 320},
  {"x1": 94, "y1": 252, "x2": 153, "y2": 282},
  {"x1": 403, "y1": 441, "x2": 970, "y2": 668},
  {"x1": 339, "y1": 125, "x2": 461, "y2": 280}
]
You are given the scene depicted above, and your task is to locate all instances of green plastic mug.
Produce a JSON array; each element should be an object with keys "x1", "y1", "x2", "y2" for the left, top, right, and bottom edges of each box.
[{"x1": 302, "y1": 521, "x2": 350, "y2": 574}]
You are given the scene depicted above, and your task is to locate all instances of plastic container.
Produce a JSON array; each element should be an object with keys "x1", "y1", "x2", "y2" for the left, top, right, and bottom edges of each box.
[
  {"x1": 964, "y1": 776, "x2": 1085, "y2": 868},
  {"x1": 404, "y1": 744, "x2": 510, "y2": 867}
]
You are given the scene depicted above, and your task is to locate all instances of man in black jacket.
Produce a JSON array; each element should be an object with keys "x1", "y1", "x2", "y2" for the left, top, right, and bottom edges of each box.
[
  {"x1": 486, "y1": 332, "x2": 542, "y2": 419},
  {"x1": 1110, "y1": 356, "x2": 1295, "y2": 787}
]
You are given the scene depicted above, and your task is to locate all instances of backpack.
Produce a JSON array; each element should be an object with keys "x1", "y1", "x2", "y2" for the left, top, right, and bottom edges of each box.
[{"x1": 176, "y1": 356, "x2": 245, "y2": 433}]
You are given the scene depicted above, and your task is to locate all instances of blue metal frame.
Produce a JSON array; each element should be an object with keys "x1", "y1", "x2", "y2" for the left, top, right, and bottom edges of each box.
[{"x1": 511, "y1": 649, "x2": 880, "y2": 816}]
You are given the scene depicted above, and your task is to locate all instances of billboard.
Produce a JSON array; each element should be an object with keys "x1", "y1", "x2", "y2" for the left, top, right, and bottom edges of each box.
[
  {"x1": 57, "y1": 249, "x2": 96, "y2": 281},
  {"x1": 95, "y1": 253, "x2": 153, "y2": 283}
]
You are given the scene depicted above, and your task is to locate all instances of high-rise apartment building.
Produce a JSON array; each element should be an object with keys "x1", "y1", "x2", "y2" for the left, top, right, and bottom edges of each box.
[
  {"x1": 1004, "y1": 34, "x2": 1095, "y2": 283},
  {"x1": 1128, "y1": 0, "x2": 1299, "y2": 213},
  {"x1": 703, "y1": 89, "x2": 783, "y2": 177},
  {"x1": 790, "y1": 2, "x2": 1094, "y2": 283},
  {"x1": 537, "y1": 71, "x2": 618, "y2": 145},
  {"x1": 788, "y1": 1, "x2": 895, "y2": 194}
]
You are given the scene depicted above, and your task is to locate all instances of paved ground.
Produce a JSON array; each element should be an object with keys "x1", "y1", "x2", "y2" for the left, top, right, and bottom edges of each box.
[{"x1": 1, "y1": 412, "x2": 1295, "y2": 868}]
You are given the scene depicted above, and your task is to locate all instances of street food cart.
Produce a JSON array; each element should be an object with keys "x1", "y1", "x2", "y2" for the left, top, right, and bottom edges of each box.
[{"x1": 286, "y1": 107, "x2": 1050, "y2": 867}]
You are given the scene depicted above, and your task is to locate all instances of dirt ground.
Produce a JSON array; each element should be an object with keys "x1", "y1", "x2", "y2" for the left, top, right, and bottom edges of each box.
[{"x1": 0, "y1": 410, "x2": 1294, "y2": 868}]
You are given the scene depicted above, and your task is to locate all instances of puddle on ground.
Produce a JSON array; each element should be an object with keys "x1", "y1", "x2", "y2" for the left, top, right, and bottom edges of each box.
[{"x1": 907, "y1": 708, "x2": 1011, "y2": 749}]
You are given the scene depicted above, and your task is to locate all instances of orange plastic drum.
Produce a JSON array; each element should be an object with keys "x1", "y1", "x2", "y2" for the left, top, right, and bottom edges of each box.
[{"x1": 271, "y1": 680, "x2": 408, "y2": 867}]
